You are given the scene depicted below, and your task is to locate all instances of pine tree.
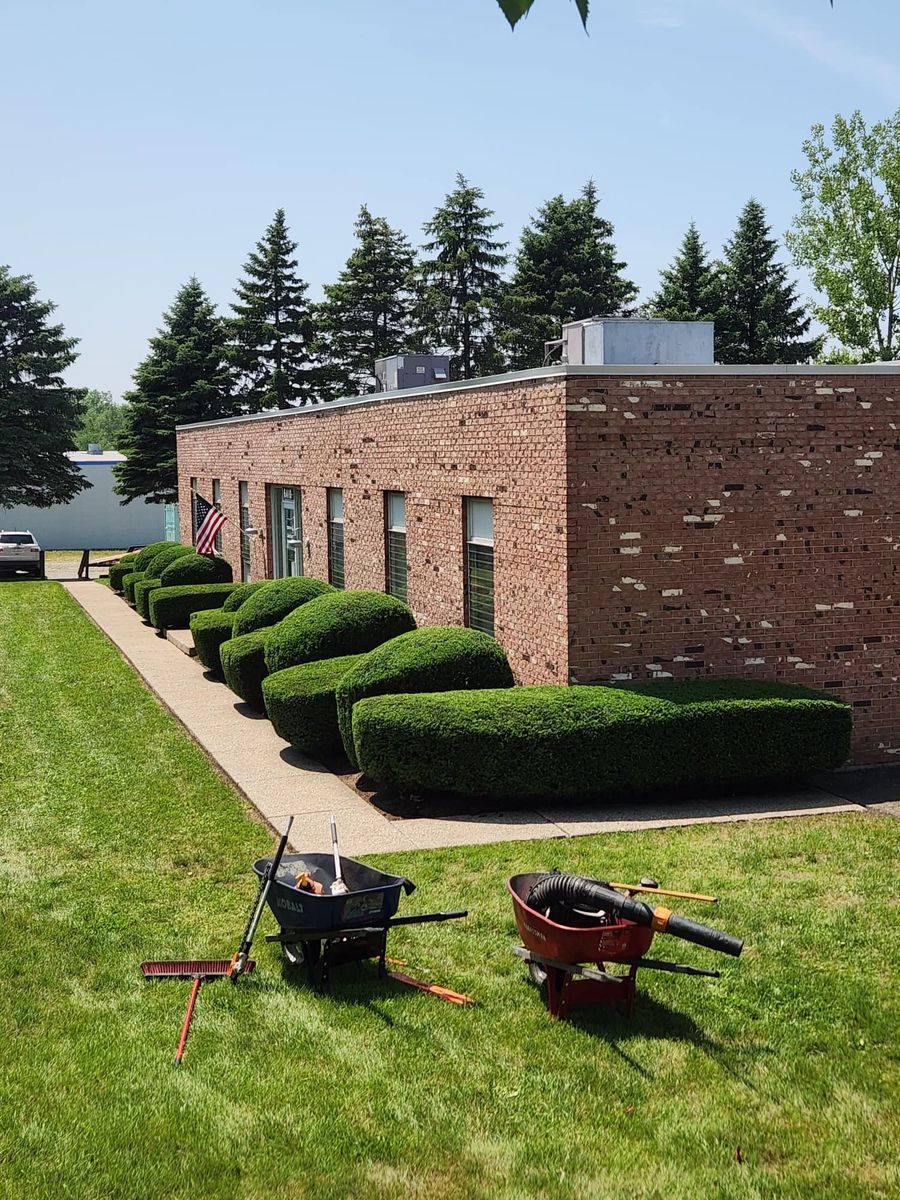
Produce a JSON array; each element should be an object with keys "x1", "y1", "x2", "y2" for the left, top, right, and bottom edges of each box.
[
  {"x1": 650, "y1": 221, "x2": 722, "y2": 322},
  {"x1": 716, "y1": 199, "x2": 821, "y2": 364},
  {"x1": 500, "y1": 182, "x2": 637, "y2": 369},
  {"x1": 114, "y1": 278, "x2": 236, "y2": 505},
  {"x1": 229, "y1": 209, "x2": 318, "y2": 409},
  {"x1": 317, "y1": 205, "x2": 417, "y2": 395},
  {"x1": 418, "y1": 173, "x2": 507, "y2": 379},
  {"x1": 0, "y1": 265, "x2": 88, "y2": 508}
]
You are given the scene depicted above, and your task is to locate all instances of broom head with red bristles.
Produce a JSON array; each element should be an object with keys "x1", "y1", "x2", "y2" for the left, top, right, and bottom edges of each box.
[{"x1": 141, "y1": 959, "x2": 255, "y2": 981}]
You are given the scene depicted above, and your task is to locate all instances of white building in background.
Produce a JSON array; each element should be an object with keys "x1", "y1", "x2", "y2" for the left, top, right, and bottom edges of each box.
[{"x1": 0, "y1": 448, "x2": 165, "y2": 550}]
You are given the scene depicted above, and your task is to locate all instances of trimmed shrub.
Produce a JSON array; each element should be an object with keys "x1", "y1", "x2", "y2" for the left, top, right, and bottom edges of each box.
[
  {"x1": 220, "y1": 630, "x2": 270, "y2": 711},
  {"x1": 352, "y1": 681, "x2": 852, "y2": 800},
  {"x1": 265, "y1": 590, "x2": 416, "y2": 675},
  {"x1": 160, "y1": 553, "x2": 233, "y2": 587},
  {"x1": 145, "y1": 543, "x2": 193, "y2": 578},
  {"x1": 109, "y1": 555, "x2": 137, "y2": 592},
  {"x1": 222, "y1": 580, "x2": 270, "y2": 613},
  {"x1": 134, "y1": 577, "x2": 162, "y2": 620},
  {"x1": 122, "y1": 570, "x2": 146, "y2": 603},
  {"x1": 190, "y1": 609, "x2": 236, "y2": 675},
  {"x1": 337, "y1": 627, "x2": 514, "y2": 767},
  {"x1": 263, "y1": 654, "x2": 368, "y2": 757},
  {"x1": 149, "y1": 583, "x2": 238, "y2": 631},
  {"x1": 232, "y1": 576, "x2": 334, "y2": 637},
  {"x1": 133, "y1": 541, "x2": 177, "y2": 573}
]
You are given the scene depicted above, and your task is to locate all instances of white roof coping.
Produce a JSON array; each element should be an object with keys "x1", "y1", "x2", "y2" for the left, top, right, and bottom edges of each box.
[{"x1": 176, "y1": 362, "x2": 900, "y2": 433}]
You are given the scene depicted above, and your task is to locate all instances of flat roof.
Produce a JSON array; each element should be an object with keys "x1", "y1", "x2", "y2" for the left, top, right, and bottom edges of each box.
[
  {"x1": 67, "y1": 450, "x2": 127, "y2": 463},
  {"x1": 176, "y1": 362, "x2": 900, "y2": 433}
]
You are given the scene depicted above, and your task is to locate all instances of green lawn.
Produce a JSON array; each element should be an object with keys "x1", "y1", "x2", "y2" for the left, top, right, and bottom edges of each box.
[{"x1": 1, "y1": 582, "x2": 899, "y2": 1200}]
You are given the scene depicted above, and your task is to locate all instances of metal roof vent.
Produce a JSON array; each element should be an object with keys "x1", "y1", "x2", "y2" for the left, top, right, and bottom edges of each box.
[
  {"x1": 557, "y1": 317, "x2": 715, "y2": 366},
  {"x1": 374, "y1": 354, "x2": 451, "y2": 392},
  {"x1": 87, "y1": 443, "x2": 103, "y2": 455}
]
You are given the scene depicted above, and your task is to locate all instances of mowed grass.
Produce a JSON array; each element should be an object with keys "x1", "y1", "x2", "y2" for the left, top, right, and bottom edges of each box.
[{"x1": 1, "y1": 582, "x2": 899, "y2": 1200}]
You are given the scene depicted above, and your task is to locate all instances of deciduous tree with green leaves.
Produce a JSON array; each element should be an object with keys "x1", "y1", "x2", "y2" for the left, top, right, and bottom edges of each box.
[
  {"x1": 716, "y1": 199, "x2": 821, "y2": 364},
  {"x1": 229, "y1": 209, "x2": 319, "y2": 409},
  {"x1": 787, "y1": 110, "x2": 900, "y2": 361},
  {"x1": 0, "y1": 265, "x2": 88, "y2": 509},
  {"x1": 317, "y1": 205, "x2": 417, "y2": 395},
  {"x1": 74, "y1": 389, "x2": 130, "y2": 451},
  {"x1": 650, "y1": 221, "x2": 722, "y2": 323},
  {"x1": 114, "y1": 278, "x2": 236, "y2": 505},
  {"x1": 499, "y1": 182, "x2": 636, "y2": 368},
  {"x1": 418, "y1": 174, "x2": 507, "y2": 379}
]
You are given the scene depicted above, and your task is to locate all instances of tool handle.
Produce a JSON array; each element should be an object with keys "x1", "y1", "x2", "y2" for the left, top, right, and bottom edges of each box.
[
  {"x1": 387, "y1": 910, "x2": 468, "y2": 927},
  {"x1": 330, "y1": 813, "x2": 344, "y2": 886},
  {"x1": 175, "y1": 977, "x2": 202, "y2": 1066},
  {"x1": 238, "y1": 816, "x2": 294, "y2": 959}
]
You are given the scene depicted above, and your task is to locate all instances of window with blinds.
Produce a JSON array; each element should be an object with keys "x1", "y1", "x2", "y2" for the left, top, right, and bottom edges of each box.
[
  {"x1": 327, "y1": 488, "x2": 345, "y2": 588},
  {"x1": 212, "y1": 478, "x2": 223, "y2": 552},
  {"x1": 239, "y1": 481, "x2": 251, "y2": 582},
  {"x1": 384, "y1": 491, "x2": 407, "y2": 601},
  {"x1": 464, "y1": 497, "x2": 494, "y2": 636}
]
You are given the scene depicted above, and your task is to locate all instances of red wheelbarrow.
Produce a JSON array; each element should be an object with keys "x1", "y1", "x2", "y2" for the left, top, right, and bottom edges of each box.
[{"x1": 508, "y1": 872, "x2": 743, "y2": 1020}]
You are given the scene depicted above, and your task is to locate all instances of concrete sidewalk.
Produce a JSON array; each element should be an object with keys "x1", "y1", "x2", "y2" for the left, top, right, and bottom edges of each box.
[{"x1": 65, "y1": 581, "x2": 885, "y2": 854}]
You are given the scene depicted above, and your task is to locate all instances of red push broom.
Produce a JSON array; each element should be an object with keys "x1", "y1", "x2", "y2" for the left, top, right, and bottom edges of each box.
[{"x1": 141, "y1": 816, "x2": 294, "y2": 1065}]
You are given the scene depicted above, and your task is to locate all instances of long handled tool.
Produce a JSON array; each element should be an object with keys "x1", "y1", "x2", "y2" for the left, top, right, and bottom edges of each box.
[
  {"x1": 329, "y1": 813, "x2": 348, "y2": 896},
  {"x1": 228, "y1": 815, "x2": 294, "y2": 981}
]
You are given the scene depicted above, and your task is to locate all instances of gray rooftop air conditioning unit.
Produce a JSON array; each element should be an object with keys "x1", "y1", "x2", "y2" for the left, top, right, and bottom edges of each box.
[
  {"x1": 374, "y1": 354, "x2": 451, "y2": 392},
  {"x1": 561, "y1": 317, "x2": 715, "y2": 366}
]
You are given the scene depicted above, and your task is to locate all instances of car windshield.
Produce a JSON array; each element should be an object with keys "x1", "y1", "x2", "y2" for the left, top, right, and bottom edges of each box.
[{"x1": 0, "y1": 534, "x2": 34, "y2": 544}]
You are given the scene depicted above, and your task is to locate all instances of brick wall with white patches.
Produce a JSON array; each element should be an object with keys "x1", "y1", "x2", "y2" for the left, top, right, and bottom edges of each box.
[
  {"x1": 566, "y1": 371, "x2": 899, "y2": 762},
  {"x1": 176, "y1": 367, "x2": 899, "y2": 764}
]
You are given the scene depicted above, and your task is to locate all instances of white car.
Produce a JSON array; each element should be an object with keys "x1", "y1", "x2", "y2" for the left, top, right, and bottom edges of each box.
[{"x1": 0, "y1": 531, "x2": 45, "y2": 578}]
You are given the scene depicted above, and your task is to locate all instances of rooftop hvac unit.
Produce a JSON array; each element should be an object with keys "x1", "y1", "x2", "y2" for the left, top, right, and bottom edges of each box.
[
  {"x1": 560, "y1": 318, "x2": 715, "y2": 366},
  {"x1": 374, "y1": 354, "x2": 451, "y2": 392}
]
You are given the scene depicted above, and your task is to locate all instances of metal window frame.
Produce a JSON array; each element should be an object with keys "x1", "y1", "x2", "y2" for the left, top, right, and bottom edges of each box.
[
  {"x1": 327, "y1": 487, "x2": 345, "y2": 588},
  {"x1": 239, "y1": 481, "x2": 251, "y2": 582},
  {"x1": 384, "y1": 491, "x2": 407, "y2": 601},
  {"x1": 463, "y1": 497, "x2": 495, "y2": 636}
]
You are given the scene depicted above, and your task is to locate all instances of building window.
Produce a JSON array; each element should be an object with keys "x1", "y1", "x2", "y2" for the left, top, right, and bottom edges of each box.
[
  {"x1": 384, "y1": 492, "x2": 407, "y2": 601},
  {"x1": 189, "y1": 477, "x2": 198, "y2": 541},
  {"x1": 239, "y1": 481, "x2": 251, "y2": 582},
  {"x1": 212, "y1": 478, "x2": 223, "y2": 553},
  {"x1": 327, "y1": 488, "x2": 345, "y2": 588},
  {"x1": 269, "y1": 485, "x2": 303, "y2": 578},
  {"x1": 464, "y1": 497, "x2": 494, "y2": 636}
]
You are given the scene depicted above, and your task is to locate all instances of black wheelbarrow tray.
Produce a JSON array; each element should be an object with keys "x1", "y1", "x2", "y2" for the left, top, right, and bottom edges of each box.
[{"x1": 254, "y1": 851, "x2": 466, "y2": 990}]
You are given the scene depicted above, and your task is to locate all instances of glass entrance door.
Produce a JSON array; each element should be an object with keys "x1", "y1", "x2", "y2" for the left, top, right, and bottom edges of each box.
[{"x1": 270, "y1": 486, "x2": 303, "y2": 577}]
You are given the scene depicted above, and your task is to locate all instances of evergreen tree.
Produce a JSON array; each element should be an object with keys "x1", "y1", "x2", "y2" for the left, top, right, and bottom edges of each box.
[
  {"x1": 500, "y1": 182, "x2": 637, "y2": 368},
  {"x1": 74, "y1": 389, "x2": 130, "y2": 451},
  {"x1": 418, "y1": 173, "x2": 507, "y2": 379},
  {"x1": 229, "y1": 209, "x2": 319, "y2": 409},
  {"x1": 114, "y1": 278, "x2": 236, "y2": 504},
  {"x1": 716, "y1": 199, "x2": 822, "y2": 364},
  {"x1": 317, "y1": 205, "x2": 417, "y2": 395},
  {"x1": 650, "y1": 221, "x2": 722, "y2": 322},
  {"x1": 0, "y1": 265, "x2": 88, "y2": 509}
]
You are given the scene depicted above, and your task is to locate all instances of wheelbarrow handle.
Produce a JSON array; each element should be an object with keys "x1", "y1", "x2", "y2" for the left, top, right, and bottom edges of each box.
[{"x1": 387, "y1": 910, "x2": 468, "y2": 927}]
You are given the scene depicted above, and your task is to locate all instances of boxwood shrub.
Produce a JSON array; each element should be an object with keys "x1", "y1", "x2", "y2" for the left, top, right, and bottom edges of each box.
[
  {"x1": 109, "y1": 555, "x2": 137, "y2": 592},
  {"x1": 190, "y1": 609, "x2": 236, "y2": 675},
  {"x1": 146, "y1": 543, "x2": 193, "y2": 578},
  {"x1": 232, "y1": 576, "x2": 334, "y2": 637},
  {"x1": 263, "y1": 654, "x2": 368, "y2": 757},
  {"x1": 337, "y1": 627, "x2": 514, "y2": 767},
  {"x1": 160, "y1": 553, "x2": 234, "y2": 587},
  {"x1": 149, "y1": 583, "x2": 238, "y2": 631},
  {"x1": 265, "y1": 590, "x2": 416, "y2": 675},
  {"x1": 220, "y1": 630, "x2": 270, "y2": 711},
  {"x1": 133, "y1": 541, "x2": 177, "y2": 573},
  {"x1": 122, "y1": 570, "x2": 146, "y2": 603},
  {"x1": 222, "y1": 580, "x2": 270, "y2": 613},
  {"x1": 134, "y1": 577, "x2": 162, "y2": 620},
  {"x1": 352, "y1": 680, "x2": 852, "y2": 800}
]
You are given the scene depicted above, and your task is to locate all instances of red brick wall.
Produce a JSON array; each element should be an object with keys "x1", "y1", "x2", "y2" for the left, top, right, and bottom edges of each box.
[
  {"x1": 176, "y1": 378, "x2": 571, "y2": 684},
  {"x1": 565, "y1": 372, "x2": 899, "y2": 762}
]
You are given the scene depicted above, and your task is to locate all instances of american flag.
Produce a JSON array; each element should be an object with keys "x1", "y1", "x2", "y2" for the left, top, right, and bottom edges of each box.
[{"x1": 194, "y1": 492, "x2": 227, "y2": 555}]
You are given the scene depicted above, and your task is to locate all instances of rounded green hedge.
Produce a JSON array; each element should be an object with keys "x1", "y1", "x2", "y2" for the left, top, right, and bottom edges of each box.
[
  {"x1": 263, "y1": 654, "x2": 369, "y2": 758},
  {"x1": 160, "y1": 553, "x2": 234, "y2": 587},
  {"x1": 351, "y1": 680, "x2": 853, "y2": 800},
  {"x1": 134, "y1": 577, "x2": 162, "y2": 620},
  {"x1": 265, "y1": 590, "x2": 416, "y2": 675},
  {"x1": 220, "y1": 630, "x2": 270, "y2": 711},
  {"x1": 190, "y1": 609, "x2": 236, "y2": 675},
  {"x1": 222, "y1": 580, "x2": 270, "y2": 613},
  {"x1": 146, "y1": 543, "x2": 193, "y2": 578},
  {"x1": 149, "y1": 583, "x2": 239, "y2": 631},
  {"x1": 336, "y1": 627, "x2": 514, "y2": 767},
  {"x1": 133, "y1": 541, "x2": 178, "y2": 573},
  {"x1": 232, "y1": 576, "x2": 334, "y2": 637},
  {"x1": 109, "y1": 555, "x2": 137, "y2": 592},
  {"x1": 122, "y1": 570, "x2": 146, "y2": 603}
]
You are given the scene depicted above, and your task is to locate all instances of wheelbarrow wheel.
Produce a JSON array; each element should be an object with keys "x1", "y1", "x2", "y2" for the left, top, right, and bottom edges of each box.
[
  {"x1": 527, "y1": 960, "x2": 547, "y2": 987},
  {"x1": 282, "y1": 942, "x2": 305, "y2": 969}
]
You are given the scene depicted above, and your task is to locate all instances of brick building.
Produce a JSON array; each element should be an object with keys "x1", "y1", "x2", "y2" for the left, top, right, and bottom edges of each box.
[{"x1": 176, "y1": 363, "x2": 900, "y2": 764}]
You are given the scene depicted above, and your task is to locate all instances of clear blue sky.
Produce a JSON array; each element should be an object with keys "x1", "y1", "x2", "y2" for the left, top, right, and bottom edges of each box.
[{"x1": 3, "y1": 0, "x2": 898, "y2": 399}]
